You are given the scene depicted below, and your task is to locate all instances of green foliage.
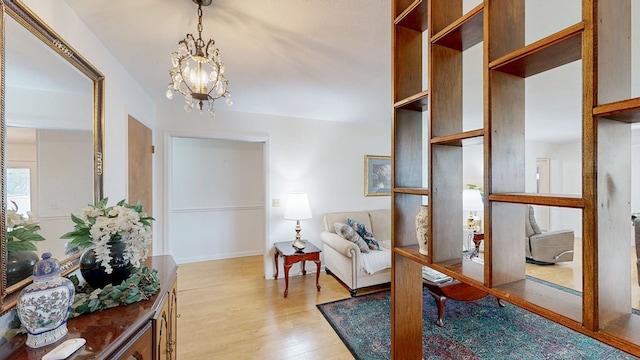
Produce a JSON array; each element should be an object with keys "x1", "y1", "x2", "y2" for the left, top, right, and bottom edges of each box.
[
  {"x1": 465, "y1": 184, "x2": 483, "y2": 191},
  {"x1": 59, "y1": 212, "x2": 94, "y2": 249},
  {"x1": 6, "y1": 227, "x2": 45, "y2": 252},
  {"x1": 60, "y1": 197, "x2": 155, "y2": 250},
  {"x1": 5, "y1": 201, "x2": 45, "y2": 253},
  {"x1": 69, "y1": 265, "x2": 161, "y2": 318},
  {"x1": 8, "y1": 266, "x2": 161, "y2": 335}
]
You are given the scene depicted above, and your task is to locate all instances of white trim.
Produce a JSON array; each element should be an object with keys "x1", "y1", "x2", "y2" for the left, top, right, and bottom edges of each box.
[
  {"x1": 163, "y1": 129, "x2": 270, "y2": 268},
  {"x1": 262, "y1": 138, "x2": 271, "y2": 280},
  {"x1": 176, "y1": 250, "x2": 264, "y2": 264},
  {"x1": 163, "y1": 130, "x2": 173, "y2": 257},
  {"x1": 164, "y1": 129, "x2": 268, "y2": 143},
  {"x1": 37, "y1": 215, "x2": 70, "y2": 221},
  {"x1": 172, "y1": 205, "x2": 263, "y2": 213}
]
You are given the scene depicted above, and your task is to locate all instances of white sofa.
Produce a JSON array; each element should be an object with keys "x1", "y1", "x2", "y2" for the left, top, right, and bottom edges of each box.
[{"x1": 320, "y1": 209, "x2": 391, "y2": 296}]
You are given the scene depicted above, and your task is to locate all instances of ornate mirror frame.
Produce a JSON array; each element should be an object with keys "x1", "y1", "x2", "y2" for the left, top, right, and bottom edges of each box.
[{"x1": 0, "y1": 0, "x2": 104, "y2": 313}]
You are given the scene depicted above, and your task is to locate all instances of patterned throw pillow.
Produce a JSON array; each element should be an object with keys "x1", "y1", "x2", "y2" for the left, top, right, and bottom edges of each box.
[
  {"x1": 334, "y1": 223, "x2": 370, "y2": 253},
  {"x1": 347, "y1": 218, "x2": 380, "y2": 250}
]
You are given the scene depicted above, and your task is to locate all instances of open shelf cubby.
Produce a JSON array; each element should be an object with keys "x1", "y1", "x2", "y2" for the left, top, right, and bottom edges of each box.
[{"x1": 391, "y1": 0, "x2": 640, "y2": 357}]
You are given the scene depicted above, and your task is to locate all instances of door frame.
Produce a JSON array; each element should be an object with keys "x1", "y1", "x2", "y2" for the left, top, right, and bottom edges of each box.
[{"x1": 163, "y1": 129, "x2": 271, "y2": 276}]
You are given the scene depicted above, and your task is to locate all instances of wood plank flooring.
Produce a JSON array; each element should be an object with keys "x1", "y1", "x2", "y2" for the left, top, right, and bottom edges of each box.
[
  {"x1": 177, "y1": 243, "x2": 640, "y2": 359},
  {"x1": 176, "y1": 256, "x2": 355, "y2": 359},
  {"x1": 526, "y1": 238, "x2": 640, "y2": 309}
]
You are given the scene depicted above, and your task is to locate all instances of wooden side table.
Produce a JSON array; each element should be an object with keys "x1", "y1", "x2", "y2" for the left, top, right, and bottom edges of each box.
[
  {"x1": 423, "y1": 277, "x2": 504, "y2": 327},
  {"x1": 274, "y1": 241, "x2": 322, "y2": 298}
]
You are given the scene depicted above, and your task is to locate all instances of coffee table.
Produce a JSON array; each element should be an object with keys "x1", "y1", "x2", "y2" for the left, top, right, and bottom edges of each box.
[{"x1": 423, "y1": 277, "x2": 503, "y2": 326}]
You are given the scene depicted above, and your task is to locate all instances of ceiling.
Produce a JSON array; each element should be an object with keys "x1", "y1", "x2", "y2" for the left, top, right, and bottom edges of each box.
[
  {"x1": 11, "y1": 0, "x2": 635, "y2": 144},
  {"x1": 62, "y1": 0, "x2": 392, "y2": 125}
]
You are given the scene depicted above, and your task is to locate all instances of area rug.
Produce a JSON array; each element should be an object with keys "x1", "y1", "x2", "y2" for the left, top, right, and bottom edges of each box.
[{"x1": 317, "y1": 289, "x2": 639, "y2": 360}]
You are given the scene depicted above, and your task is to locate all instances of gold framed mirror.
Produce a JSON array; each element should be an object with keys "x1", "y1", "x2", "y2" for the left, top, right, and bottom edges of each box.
[{"x1": 0, "y1": 0, "x2": 104, "y2": 313}]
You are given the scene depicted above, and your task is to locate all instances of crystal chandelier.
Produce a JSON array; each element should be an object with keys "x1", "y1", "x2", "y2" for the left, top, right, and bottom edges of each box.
[{"x1": 166, "y1": 0, "x2": 232, "y2": 116}]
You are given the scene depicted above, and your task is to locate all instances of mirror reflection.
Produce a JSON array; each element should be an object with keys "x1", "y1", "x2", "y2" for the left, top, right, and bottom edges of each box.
[{"x1": 4, "y1": 12, "x2": 94, "y2": 287}]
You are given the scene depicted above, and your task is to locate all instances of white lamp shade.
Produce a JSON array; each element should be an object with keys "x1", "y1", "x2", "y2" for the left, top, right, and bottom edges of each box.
[
  {"x1": 284, "y1": 193, "x2": 312, "y2": 220},
  {"x1": 463, "y1": 189, "x2": 484, "y2": 211}
]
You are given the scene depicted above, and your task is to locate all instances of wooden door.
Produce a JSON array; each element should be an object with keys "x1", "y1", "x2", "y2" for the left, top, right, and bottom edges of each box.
[
  {"x1": 128, "y1": 116, "x2": 153, "y2": 251},
  {"x1": 128, "y1": 116, "x2": 153, "y2": 213}
]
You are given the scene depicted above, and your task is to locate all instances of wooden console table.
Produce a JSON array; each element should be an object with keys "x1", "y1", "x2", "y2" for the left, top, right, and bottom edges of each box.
[{"x1": 0, "y1": 255, "x2": 178, "y2": 360}]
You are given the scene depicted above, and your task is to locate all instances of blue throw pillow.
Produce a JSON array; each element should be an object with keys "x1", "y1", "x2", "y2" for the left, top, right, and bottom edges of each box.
[{"x1": 347, "y1": 218, "x2": 380, "y2": 250}]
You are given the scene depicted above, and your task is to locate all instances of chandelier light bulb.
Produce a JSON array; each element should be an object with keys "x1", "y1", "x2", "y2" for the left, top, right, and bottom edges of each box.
[{"x1": 166, "y1": 0, "x2": 231, "y2": 117}]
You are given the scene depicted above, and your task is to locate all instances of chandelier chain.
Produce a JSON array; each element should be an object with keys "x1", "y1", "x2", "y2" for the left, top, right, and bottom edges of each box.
[{"x1": 197, "y1": 5, "x2": 204, "y2": 44}]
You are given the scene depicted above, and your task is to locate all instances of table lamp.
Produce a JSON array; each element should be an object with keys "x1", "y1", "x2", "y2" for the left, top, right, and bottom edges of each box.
[
  {"x1": 284, "y1": 193, "x2": 312, "y2": 251},
  {"x1": 463, "y1": 188, "x2": 484, "y2": 231}
]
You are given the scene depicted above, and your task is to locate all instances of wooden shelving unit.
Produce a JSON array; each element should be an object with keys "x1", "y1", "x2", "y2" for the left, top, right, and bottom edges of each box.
[{"x1": 391, "y1": 0, "x2": 640, "y2": 357}]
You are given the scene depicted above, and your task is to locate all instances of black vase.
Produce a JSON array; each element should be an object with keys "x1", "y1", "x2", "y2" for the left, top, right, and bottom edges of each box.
[
  {"x1": 80, "y1": 240, "x2": 134, "y2": 289},
  {"x1": 6, "y1": 251, "x2": 39, "y2": 287}
]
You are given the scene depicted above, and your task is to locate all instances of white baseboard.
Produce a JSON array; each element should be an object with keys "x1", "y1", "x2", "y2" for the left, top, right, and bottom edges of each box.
[{"x1": 176, "y1": 250, "x2": 263, "y2": 264}]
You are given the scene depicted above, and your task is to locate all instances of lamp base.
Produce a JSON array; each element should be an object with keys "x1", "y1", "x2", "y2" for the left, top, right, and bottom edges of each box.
[{"x1": 292, "y1": 238, "x2": 306, "y2": 252}]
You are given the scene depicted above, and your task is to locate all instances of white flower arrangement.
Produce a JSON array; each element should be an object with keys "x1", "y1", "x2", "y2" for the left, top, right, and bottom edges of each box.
[
  {"x1": 6, "y1": 201, "x2": 45, "y2": 252},
  {"x1": 61, "y1": 198, "x2": 154, "y2": 274}
]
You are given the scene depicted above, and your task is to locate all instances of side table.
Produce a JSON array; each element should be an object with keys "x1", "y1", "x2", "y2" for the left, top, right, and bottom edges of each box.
[
  {"x1": 274, "y1": 241, "x2": 322, "y2": 298},
  {"x1": 423, "y1": 277, "x2": 504, "y2": 327}
]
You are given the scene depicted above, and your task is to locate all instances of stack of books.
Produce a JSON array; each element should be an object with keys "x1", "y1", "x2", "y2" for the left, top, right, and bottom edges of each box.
[{"x1": 422, "y1": 266, "x2": 452, "y2": 284}]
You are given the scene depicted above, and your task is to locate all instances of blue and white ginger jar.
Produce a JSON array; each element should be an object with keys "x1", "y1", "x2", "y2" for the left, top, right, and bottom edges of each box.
[{"x1": 16, "y1": 252, "x2": 75, "y2": 348}]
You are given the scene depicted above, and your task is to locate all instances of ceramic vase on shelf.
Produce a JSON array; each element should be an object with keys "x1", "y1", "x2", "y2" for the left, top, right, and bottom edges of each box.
[
  {"x1": 80, "y1": 240, "x2": 134, "y2": 289},
  {"x1": 17, "y1": 253, "x2": 75, "y2": 348},
  {"x1": 415, "y1": 205, "x2": 429, "y2": 255}
]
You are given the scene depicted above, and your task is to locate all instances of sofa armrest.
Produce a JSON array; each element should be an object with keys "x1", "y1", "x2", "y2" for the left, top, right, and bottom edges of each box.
[
  {"x1": 320, "y1": 231, "x2": 360, "y2": 258},
  {"x1": 529, "y1": 229, "x2": 574, "y2": 262},
  {"x1": 530, "y1": 229, "x2": 574, "y2": 246}
]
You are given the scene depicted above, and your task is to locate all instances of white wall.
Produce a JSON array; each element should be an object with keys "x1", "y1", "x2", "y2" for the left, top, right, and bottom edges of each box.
[
  {"x1": 36, "y1": 129, "x2": 94, "y2": 259},
  {"x1": 170, "y1": 138, "x2": 265, "y2": 263},
  {"x1": 633, "y1": 144, "x2": 640, "y2": 214},
  {"x1": 21, "y1": 0, "x2": 157, "y2": 202},
  {"x1": 0, "y1": 0, "x2": 157, "y2": 336},
  {"x1": 155, "y1": 104, "x2": 391, "y2": 277},
  {"x1": 525, "y1": 140, "x2": 583, "y2": 236},
  {"x1": 463, "y1": 144, "x2": 483, "y2": 187}
]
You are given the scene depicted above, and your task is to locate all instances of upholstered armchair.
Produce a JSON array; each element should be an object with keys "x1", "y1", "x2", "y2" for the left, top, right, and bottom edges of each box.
[{"x1": 525, "y1": 206, "x2": 574, "y2": 265}]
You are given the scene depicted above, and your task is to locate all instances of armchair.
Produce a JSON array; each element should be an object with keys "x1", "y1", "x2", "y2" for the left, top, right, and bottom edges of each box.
[{"x1": 525, "y1": 206, "x2": 574, "y2": 265}]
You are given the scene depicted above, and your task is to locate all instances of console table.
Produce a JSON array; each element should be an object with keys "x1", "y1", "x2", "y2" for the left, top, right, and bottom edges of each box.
[{"x1": 0, "y1": 255, "x2": 178, "y2": 360}]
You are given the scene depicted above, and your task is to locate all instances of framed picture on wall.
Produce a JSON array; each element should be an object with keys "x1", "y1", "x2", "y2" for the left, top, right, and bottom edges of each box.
[{"x1": 364, "y1": 155, "x2": 391, "y2": 196}]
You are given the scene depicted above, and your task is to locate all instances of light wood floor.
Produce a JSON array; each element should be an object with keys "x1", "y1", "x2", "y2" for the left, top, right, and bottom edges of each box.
[
  {"x1": 176, "y1": 256, "x2": 354, "y2": 359},
  {"x1": 526, "y1": 237, "x2": 640, "y2": 309},
  {"x1": 177, "y1": 246, "x2": 640, "y2": 359}
]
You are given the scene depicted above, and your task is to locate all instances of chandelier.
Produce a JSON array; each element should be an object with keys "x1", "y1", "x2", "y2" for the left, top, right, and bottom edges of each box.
[{"x1": 166, "y1": 0, "x2": 232, "y2": 116}]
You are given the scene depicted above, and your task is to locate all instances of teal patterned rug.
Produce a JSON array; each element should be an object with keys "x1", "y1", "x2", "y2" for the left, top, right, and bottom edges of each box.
[{"x1": 317, "y1": 289, "x2": 639, "y2": 360}]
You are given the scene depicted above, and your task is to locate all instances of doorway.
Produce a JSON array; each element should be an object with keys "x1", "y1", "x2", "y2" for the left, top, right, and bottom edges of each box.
[
  {"x1": 128, "y1": 116, "x2": 153, "y2": 251},
  {"x1": 535, "y1": 158, "x2": 551, "y2": 231},
  {"x1": 166, "y1": 133, "x2": 268, "y2": 270}
]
